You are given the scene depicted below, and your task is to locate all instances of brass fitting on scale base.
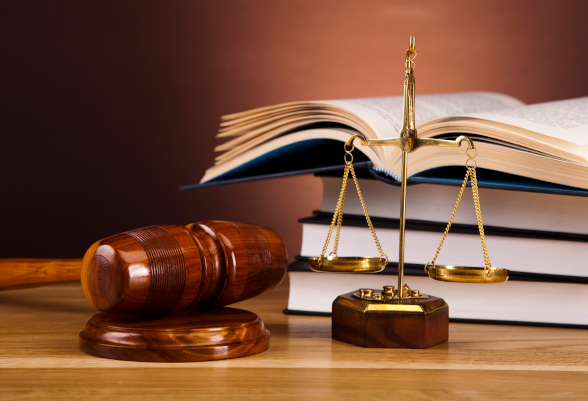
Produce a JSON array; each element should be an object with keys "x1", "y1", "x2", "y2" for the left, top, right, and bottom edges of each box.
[{"x1": 355, "y1": 285, "x2": 429, "y2": 302}]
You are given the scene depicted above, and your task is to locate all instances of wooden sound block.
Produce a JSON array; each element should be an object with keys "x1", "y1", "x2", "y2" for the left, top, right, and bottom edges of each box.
[
  {"x1": 332, "y1": 292, "x2": 448, "y2": 348},
  {"x1": 79, "y1": 307, "x2": 270, "y2": 362}
]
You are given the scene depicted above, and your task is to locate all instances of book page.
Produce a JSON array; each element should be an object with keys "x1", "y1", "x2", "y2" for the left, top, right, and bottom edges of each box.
[
  {"x1": 467, "y1": 97, "x2": 588, "y2": 146},
  {"x1": 326, "y1": 92, "x2": 523, "y2": 137}
]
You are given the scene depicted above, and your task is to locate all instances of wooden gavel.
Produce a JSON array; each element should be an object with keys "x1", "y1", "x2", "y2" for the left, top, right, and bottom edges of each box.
[{"x1": 0, "y1": 221, "x2": 287, "y2": 314}]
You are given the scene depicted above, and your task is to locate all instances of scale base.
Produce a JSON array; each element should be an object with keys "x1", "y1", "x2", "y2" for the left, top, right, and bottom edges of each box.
[
  {"x1": 79, "y1": 307, "x2": 270, "y2": 362},
  {"x1": 332, "y1": 291, "x2": 448, "y2": 348}
]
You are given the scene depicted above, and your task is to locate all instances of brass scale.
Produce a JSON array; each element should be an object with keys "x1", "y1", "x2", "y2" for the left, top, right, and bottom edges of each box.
[{"x1": 309, "y1": 37, "x2": 508, "y2": 303}]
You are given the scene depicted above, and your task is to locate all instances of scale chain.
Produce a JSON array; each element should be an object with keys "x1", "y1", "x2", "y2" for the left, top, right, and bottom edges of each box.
[
  {"x1": 428, "y1": 151, "x2": 492, "y2": 276},
  {"x1": 318, "y1": 139, "x2": 388, "y2": 264},
  {"x1": 332, "y1": 164, "x2": 349, "y2": 256},
  {"x1": 349, "y1": 161, "x2": 387, "y2": 261},
  {"x1": 470, "y1": 166, "x2": 492, "y2": 271},
  {"x1": 429, "y1": 168, "x2": 469, "y2": 267},
  {"x1": 319, "y1": 164, "x2": 349, "y2": 259}
]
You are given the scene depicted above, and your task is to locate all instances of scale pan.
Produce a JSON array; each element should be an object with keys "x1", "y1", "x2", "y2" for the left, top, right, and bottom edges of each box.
[
  {"x1": 308, "y1": 256, "x2": 386, "y2": 273},
  {"x1": 426, "y1": 265, "x2": 508, "y2": 283}
]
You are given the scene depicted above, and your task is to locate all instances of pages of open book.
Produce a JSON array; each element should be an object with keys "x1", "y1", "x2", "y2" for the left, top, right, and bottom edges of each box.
[
  {"x1": 403, "y1": 97, "x2": 588, "y2": 180},
  {"x1": 463, "y1": 97, "x2": 588, "y2": 154},
  {"x1": 214, "y1": 92, "x2": 522, "y2": 165},
  {"x1": 204, "y1": 92, "x2": 524, "y2": 183},
  {"x1": 199, "y1": 128, "x2": 380, "y2": 183},
  {"x1": 323, "y1": 92, "x2": 523, "y2": 178},
  {"x1": 328, "y1": 91, "x2": 523, "y2": 138}
]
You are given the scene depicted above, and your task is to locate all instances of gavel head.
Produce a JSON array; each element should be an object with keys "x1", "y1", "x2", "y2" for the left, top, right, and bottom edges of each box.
[{"x1": 81, "y1": 221, "x2": 287, "y2": 314}]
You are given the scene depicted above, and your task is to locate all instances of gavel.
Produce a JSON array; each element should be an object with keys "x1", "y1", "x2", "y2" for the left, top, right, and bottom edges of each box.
[{"x1": 0, "y1": 221, "x2": 287, "y2": 314}]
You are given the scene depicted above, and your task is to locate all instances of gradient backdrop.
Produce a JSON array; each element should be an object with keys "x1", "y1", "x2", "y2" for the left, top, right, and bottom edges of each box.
[{"x1": 2, "y1": 0, "x2": 588, "y2": 261}]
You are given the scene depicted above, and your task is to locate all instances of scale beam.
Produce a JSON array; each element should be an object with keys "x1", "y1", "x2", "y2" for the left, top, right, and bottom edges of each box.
[
  {"x1": 322, "y1": 36, "x2": 508, "y2": 349},
  {"x1": 356, "y1": 36, "x2": 475, "y2": 298},
  {"x1": 312, "y1": 36, "x2": 507, "y2": 300},
  {"x1": 349, "y1": 38, "x2": 481, "y2": 298},
  {"x1": 354, "y1": 135, "x2": 475, "y2": 153}
]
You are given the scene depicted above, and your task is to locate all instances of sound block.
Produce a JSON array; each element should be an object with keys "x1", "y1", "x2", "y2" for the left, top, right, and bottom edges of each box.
[
  {"x1": 332, "y1": 292, "x2": 448, "y2": 348},
  {"x1": 79, "y1": 307, "x2": 269, "y2": 362}
]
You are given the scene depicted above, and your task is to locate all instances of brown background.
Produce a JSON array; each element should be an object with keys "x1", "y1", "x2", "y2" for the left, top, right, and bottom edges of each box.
[{"x1": 1, "y1": 0, "x2": 587, "y2": 261}]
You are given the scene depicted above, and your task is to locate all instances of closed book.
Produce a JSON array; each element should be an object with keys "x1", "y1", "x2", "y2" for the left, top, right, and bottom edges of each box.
[
  {"x1": 299, "y1": 213, "x2": 588, "y2": 278},
  {"x1": 286, "y1": 261, "x2": 588, "y2": 327},
  {"x1": 318, "y1": 176, "x2": 588, "y2": 235}
]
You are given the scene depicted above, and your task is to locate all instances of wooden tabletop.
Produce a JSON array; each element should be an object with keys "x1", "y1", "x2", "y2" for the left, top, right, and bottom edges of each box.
[{"x1": 1, "y1": 278, "x2": 588, "y2": 400}]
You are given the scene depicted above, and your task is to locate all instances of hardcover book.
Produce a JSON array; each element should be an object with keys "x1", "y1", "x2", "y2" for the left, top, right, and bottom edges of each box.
[
  {"x1": 298, "y1": 213, "x2": 588, "y2": 278},
  {"x1": 194, "y1": 92, "x2": 588, "y2": 191},
  {"x1": 286, "y1": 261, "x2": 588, "y2": 327}
]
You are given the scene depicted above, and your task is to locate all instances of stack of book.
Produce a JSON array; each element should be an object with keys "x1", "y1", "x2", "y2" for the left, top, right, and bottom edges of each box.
[
  {"x1": 188, "y1": 92, "x2": 588, "y2": 327},
  {"x1": 289, "y1": 174, "x2": 588, "y2": 326}
]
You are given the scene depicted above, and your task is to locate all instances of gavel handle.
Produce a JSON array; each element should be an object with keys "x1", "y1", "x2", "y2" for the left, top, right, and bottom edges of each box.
[{"x1": 0, "y1": 259, "x2": 82, "y2": 290}]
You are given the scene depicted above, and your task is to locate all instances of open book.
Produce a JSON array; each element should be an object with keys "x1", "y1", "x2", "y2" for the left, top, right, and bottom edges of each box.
[{"x1": 199, "y1": 92, "x2": 588, "y2": 190}]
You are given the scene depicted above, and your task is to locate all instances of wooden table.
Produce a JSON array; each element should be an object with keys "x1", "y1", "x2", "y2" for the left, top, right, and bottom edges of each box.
[{"x1": 1, "y1": 278, "x2": 588, "y2": 400}]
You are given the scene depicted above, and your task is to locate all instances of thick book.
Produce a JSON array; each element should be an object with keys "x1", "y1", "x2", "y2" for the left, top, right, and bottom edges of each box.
[
  {"x1": 195, "y1": 92, "x2": 588, "y2": 190},
  {"x1": 299, "y1": 213, "x2": 588, "y2": 278},
  {"x1": 318, "y1": 176, "x2": 588, "y2": 235},
  {"x1": 286, "y1": 261, "x2": 588, "y2": 327}
]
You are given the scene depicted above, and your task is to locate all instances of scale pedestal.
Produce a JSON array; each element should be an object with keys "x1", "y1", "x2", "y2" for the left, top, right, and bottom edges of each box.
[{"x1": 332, "y1": 292, "x2": 448, "y2": 348}]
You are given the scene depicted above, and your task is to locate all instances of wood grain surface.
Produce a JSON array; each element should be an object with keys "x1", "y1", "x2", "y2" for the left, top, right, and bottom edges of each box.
[
  {"x1": 81, "y1": 221, "x2": 287, "y2": 314},
  {"x1": 79, "y1": 307, "x2": 270, "y2": 362},
  {"x1": 1, "y1": 278, "x2": 588, "y2": 400},
  {"x1": 332, "y1": 293, "x2": 449, "y2": 348},
  {"x1": 0, "y1": 259, "x2": 82, "y2": 290}
]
